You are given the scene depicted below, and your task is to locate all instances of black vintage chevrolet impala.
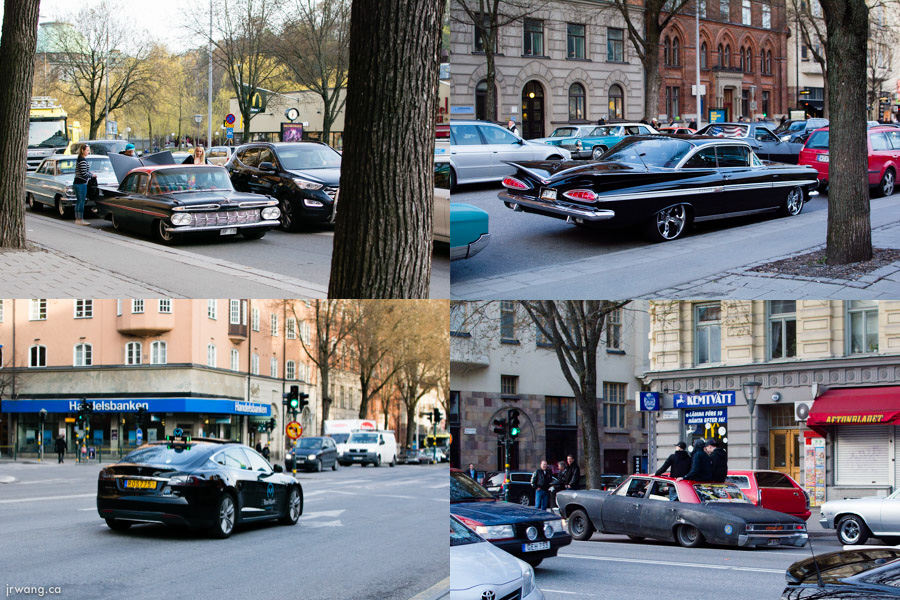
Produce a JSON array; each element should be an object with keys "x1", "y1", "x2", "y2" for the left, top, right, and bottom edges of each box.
[{"x1": 499, "y1": 136, "x2": 820, "y2": 242}]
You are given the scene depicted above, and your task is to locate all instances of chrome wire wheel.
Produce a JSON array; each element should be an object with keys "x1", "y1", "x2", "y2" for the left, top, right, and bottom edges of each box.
[
  {"x1": 156, "y1": 220, "x2": 176, "y2": 244},
  {"x1": 785, "y1": 186, "x2": 804, "y2": 216},
  {"x1": 218, "y1": 495, "x2": 235, "y2": 535},
  {"x1": 656, "y1": 205, "x2": 687, "y2": 240}
]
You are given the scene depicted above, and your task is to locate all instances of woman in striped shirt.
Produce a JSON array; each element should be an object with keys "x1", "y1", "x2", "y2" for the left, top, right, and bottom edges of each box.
[{"x1": 73, "y1": 143, "x2": 93, "y2": 225}]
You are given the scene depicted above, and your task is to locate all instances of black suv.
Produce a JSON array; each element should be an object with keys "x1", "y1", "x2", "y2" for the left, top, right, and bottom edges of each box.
[{"x1": 225, "y1": 142, "x2": 341, "y2": 231}]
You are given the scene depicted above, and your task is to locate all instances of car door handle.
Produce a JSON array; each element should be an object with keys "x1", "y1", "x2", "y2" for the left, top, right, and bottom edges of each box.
[{"x1": 722, "y1": 174, "x2": 732, "y2": 180}]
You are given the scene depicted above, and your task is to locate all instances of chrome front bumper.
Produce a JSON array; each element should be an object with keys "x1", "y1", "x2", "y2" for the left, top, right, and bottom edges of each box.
[
  {"x1": 499, "y1": 190, "x2": 615, "y2": 222},
  {"x1": 450, "y1": 233, "x2": 491, "y2": 261},
  {"x1": 163, "y1": 219, "x2": 281, "y2": 234}
]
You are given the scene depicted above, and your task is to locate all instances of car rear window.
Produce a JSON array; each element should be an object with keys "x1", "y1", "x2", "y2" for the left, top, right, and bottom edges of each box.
[
  {"x1": 755, "y1": 472, "x2": 795, "y2": 488},
  {"x1": 122, "y1": 444, "x2": 207, "y2": 467},
  {"x1": 510, "y1": 473, "x2": 530, "y2": 483},
  {"x1": 726, "y1": 475, "x2": 751, "y2": 488},
  {"x1": 806, "y1": 130, "x2": 829, "y2": 150},
  {"x1": 550, "y1": 127, "x2": 579, "y2": 137}
]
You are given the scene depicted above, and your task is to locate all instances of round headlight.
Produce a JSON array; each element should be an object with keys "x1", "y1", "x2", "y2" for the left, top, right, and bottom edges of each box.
[
  {"x1": 171, "y1": 213, "x2": 192, "y2": 226},
  {"x1": 261, "y1": 206, "x2": 281, "y2": 220},
  {"x1": 544, "y1": 523, "x2": 554, "y2": 539}
]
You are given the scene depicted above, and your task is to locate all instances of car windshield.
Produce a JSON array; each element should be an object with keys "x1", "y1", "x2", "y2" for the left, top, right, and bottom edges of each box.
[
  {"x1": 122, "y1": 444, "x2": 204, "y2": 467},
  {"x1": 806, "y1": 130, "x2": 829, "y2": 150},
  {"x1": 331, "y1": 434, "x2": 349, "y2": 444},
  {"x1": 591, "y1": 126, "x2": 623, "y2": 137},
  {"x1": 699, "y1": 124, "x2": 749, "y2": 138},
  {"x1": 602, "y1": 138, "x2": 694, "y2": 168},
  {"x1": 451, "y1": 516, "x2": 485, "y2": 547},
  {"x1": 348, "y1": 433, "x2": 378, "y2": 444},
  {"x1": 28, "y1": 119, "x2": 67, "y2": 148},
  {"x1": 295, "y1": 438, "x2": 323, "y2": 449},
  {"x1": 277, "y1": 145, "x2": 342, "y2": 170},
  {"x1": 54, "y1": 157, "x2": 114, "y2": 175},
  {"x1": 149, "y1": 167, "x2": 234, "y2": 194},
  {"x1": 693, "y1": 483, "x2": 750, "y2": 503},
  {"x1": 549, "y1": 127, "x2": 579, "y2": 137},
  {"x1": 451, "y1": 471, "x2": 495, "y2": 501}
]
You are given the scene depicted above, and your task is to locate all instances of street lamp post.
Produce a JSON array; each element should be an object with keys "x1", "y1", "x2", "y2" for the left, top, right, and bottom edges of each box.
[
  {"x1": 38, "y1": 408, "x2": 47, "y2": 462},
  {"x1": 742, "y1": 380, "x2": 762, "y2": 469}
]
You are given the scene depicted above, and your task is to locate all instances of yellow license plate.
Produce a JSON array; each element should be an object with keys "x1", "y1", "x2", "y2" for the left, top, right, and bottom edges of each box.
[{"x1": 124, "y1": 479, "x2": 157, "y2": 489}]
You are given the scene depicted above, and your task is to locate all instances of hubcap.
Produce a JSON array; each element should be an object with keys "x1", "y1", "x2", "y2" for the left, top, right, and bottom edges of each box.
[
  {"x1": 220, "y1": 497, "x2": 234, "y2": 534},
  {"x1": 519, "y1": 495, "x2": 529, "y2": 506},
  {"x1": 787, "y1": 188, "x2": 803, "y2": 215},
  {"x1": 58, "y1": 201, "x2": 65, "y2": 216},
  {"x1": 592, "y1": 147, "x2": 604, "y2": 160},
  {"x1": 657, "y1": 205, "x2": 686, "y2": 239},
  {"x1": 289, "y1": 490, "x2": 301, "y2": 520}
]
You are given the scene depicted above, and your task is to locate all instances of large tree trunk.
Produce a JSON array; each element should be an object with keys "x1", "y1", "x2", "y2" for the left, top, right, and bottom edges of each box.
[
  {"x1": 822, "y1": 0, "x2": 870, "y2": 264},
  {"x1": 485, "y1": 41, "x2": 497, "y2": 122},
  {"x1": 319, "y1": 367, "x2": 331, "y2": 435},
  {"x1": 642, "y1": 21, "x2": 663, "y2": 121},
  {"x1": 328, "y1": 0, "x2": 443, "y2": 298},
  {"x1": 0, "y1": 0, "x2": 40, "y2": 249},
  {"x1": 358, "y1": 376, "x2": 370, "y2": 420}
]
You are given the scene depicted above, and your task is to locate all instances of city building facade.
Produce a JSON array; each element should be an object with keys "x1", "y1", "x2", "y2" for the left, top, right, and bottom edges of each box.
[
  {"x1": 645, "y1": 300, "x2": 900, "y2": 505},
  {"x1": 450, "y1": 301, "x2": 651, "y2": 477}
]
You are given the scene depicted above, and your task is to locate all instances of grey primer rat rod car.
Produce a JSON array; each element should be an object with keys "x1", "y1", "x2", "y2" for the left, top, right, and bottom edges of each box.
[
  {"x1": 819, "y1": 488, "x2": 900, "y2": 545},
  {"x1": 499, "y1": 136, "x2": 819, "y2": 242},
  {"x1": 556, "y1": 475, "x2": 808, "y2": 548}
]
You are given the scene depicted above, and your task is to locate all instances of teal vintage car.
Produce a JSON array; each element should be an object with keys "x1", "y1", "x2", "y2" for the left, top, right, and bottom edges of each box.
[
  {"x1": 532, "y1": 125, "x2": 603, "y2": 159},
  {"x1": 25, "y1": 154, "x2": 117, "y2": 218},
  {"x1": 450, "y1": 203, "x2": 490, "y2": 260},
  {"x1": 579, "y1": 123, "x2": 660, "y2": 160}
]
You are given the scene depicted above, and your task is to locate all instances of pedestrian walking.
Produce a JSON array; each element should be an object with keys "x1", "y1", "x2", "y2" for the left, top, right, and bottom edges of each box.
[
  {"x1": 677, "y1": 439, "x2": 713, "y2": 482},
  {"x1": 507, "y1": 119, "x2": 520, "y2": 136},
  {"x1": 255, "y1": 442, "x2": 263, "y2": 453},
  {"x1": 654, "y1": 441, "x2": 691, "y2": 478},
  {"x1": 73, "y1": 143, "x2": 93, "y2": 226},
  {"x1": 182, "y1": 145, "x2": 208, "y2": 164},
  {"x1": 55, "y1": 434, "x2": 66, "y2": 464},
  {"x1": 709, "y1": 439, "x2": 728, "y2": 482},
  {"x1": 561, "y1": 454, "x2": 581, "y2": 490},
  {"x1": 531, "y1": 459, "x2": 554, "y2": 511},
  {"x1": 262, "y1": 443, "x2": 271, "y2": 461},
  {"x1": 467, "y1": 463, "x2": 478, "y2": 480}
]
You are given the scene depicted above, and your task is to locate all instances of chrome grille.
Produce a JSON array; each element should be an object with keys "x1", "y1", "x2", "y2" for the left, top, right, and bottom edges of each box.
[{"x1": 191, "y1": 209, "x2": 261, "y2": 227}]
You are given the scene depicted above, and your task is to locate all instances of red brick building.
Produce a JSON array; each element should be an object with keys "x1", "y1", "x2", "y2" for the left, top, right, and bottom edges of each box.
[{"x1": 657, "y1": 0, "x2": 789, "y2": 123}]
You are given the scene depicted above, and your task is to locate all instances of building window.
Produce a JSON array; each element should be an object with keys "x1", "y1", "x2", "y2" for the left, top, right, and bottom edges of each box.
[
  {"x1": 126, "y1": 342, "x2": 142, "y2": 365},
  {"x1": 251, "y1": 308, "x2": 260, "y2": 331},
  {"x1": 698, "y1": 0, "x2": 706, "y2": 17},
  {"x1": 451, "y1": 303, "x2": 468, "y2": 336},
  {"x1": 568, "y1": 83, "x2": 586, "y2": 121},
  {"x1": 694, "y1": 303, "x2": 721, "y2": 365},
  {"x1": 300, "y1": 321, "x2": 311, "y2": 344},
  {"x1": 700, "y1": 41, "x2": 708, "y2": 69},
  {"x1": 666, "y1": 86, "x2": 680, "y2": 119},
  {"x1": 607, "y1": 308, "x2": 622, "y2": 349},
  {"x1": 664, "y1": 37, "x2": 671, "y2": 66},
  {"x1": 286, "y1": 317, "x2": 296, "y2": 339},
  {"x1": 30, "y1": 299, "x2": 47, "y2": 321},
  {"x1": 742, "y1": 0, "x2": 751, "y2": 24},
  {"x1": 501, "y1": 374, "x2": 518, "y2": 396},
  {"x1": 29, "y1": 344, "x2": 47, "y2": 367},
  {"x1": 207, "y1": 344, "x2": 217, "y2": 368},
  {"x1": 158, "y1": 299, "x2": 172, "y2": 314},
  {"x1": 500, "y1": 301, "x2": 517, "y2": 343},
  {"x1": 546, "y1": 396, "x2": 577, "y2": 426},
  {"x1": 271, "y1": 313, "x2": 278, "y2": 336},
  {"x1": 762, "y1": 90, "x2": 770, "y2": 115},
  {"x1": 535, "y1": 319, "x2": 553, "y2": 348},
  {"x1": 720, "y1": 0, "x2": 729, "y2": 21},
  {"x1": 603, "y1": 382, "x2": 627, "y2": 428},
  {"x1": 766, "y1": 50, "x2": 772, "y2": 73},
  {"x1": 251, "y1": 353, "x2": 260, "y2": 375},
  {"x1": 208, "y1": 300, "x2": 217, "y2": 320},
  {"x1": 724, "y1": 45, "x2": 731, "y2": 68},
  {"x1": 116, "y1": 299, "x2": 122, "y2": 316},
  {"x1": 475, "y1": 79, "x2": 498, "y2": 122},
  {"x1": 150, "y1": 341, "x2": 166, "y2": 365},
  {"x1": 74, "y1": 300, "x2": 93, "y2": 319},
  {"x1": 717, "y1": 43, "x2": 724, "y2": 67},
  {"x1": 473, "y1": 13, "x2": 494, "y2": 53},
  {"x1": 229, "y1": 299, "x2": 240, "y2": 324},
  {"x1": 74, "y1": 343, "x2": 92, "y2": 367},
  {"x1": 848, "y1": 300, "x2": 878, "y2": 354},
  {"x1": 672, "y1": 37, "x2": 680, "y2": 66},
  {"x1": 132, "y1": 300, "x2": 144, "y2": 314},
  {"x1": 286, "y1": 360, "x2": 296, "y2": 380},
  {"x1": 769, "y1": 404, "x2": 795, "y2": 428},
  {"x1": 523, "y1": 19, "x2": 544, "y2": 56},
  {"x1": 608, "y1": 84, "x2": 624, "y2": 119},
  {"x1": 567, "y1": 23, "x2": 585, "y2": 59},
  {"x1": 607, "y1": 27, "x2": 624, "y2": 62},
  {"x1": 270, "y1": 356, "x2": 278, "y2": 378},
  {"x1": 762, "y1": 3, "x2": 771, "y2": 28},
  {"x1": 801, "y1": 45, "x2": 808, "y2": 61},
  {"x1": 768, "y1": 301, "x2": 797, "y2": 360},
  {"x1": 231, "y1": 348, "x2": 240, "y2": 371}
]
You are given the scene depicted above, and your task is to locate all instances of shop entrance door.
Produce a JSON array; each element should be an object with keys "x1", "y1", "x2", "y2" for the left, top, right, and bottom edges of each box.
[{"x1": 770, "y1": 429, "x2": 801, "y2": 481}]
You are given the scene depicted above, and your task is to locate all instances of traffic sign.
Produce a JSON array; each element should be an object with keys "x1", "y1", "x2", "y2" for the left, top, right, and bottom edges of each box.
[
  {"x1": 225, "y1": 113, "x2": 235, "y2": 125},
  {"x1": 136, "y1": 429, "x2": 143, "y2": 443},
  {"x1": 226, "y1": 127, "x2": 233, "y2": 139},
  {"x1": 286, "y1": 421, "x2": 302, "y2": 440}
]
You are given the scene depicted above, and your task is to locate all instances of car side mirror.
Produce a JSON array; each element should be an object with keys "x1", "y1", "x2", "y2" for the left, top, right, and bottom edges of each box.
[
  {"x1": 258, "y1": 161, "x2": 276, "y2": 172},
  {"x1": 274, "y1": 464, "x2": 284, "y2": 473}
]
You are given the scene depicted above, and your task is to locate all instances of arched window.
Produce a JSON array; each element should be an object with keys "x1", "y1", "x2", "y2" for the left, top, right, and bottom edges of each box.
[
  {"x1": 725, "y1": 44, "x2": 731, "y2": 68},
  {"x1": 608, "y1": 84, "x2": 624, "y2": 119},
  {"x1": 746, "y1": 47, "x2": 753, "y2": 72},
  {"x1": 475, "y1": 79, "x2": 497, "y2": 122},
  {"x1": 74, "y1": 343, "x2": 92, "y2": 367},
  {"x1": 126, "y1": 342, "x2": 142, "y2": 365},
  {"x1": 717, "y1": 44, "x2": 724, "y2": 67},
  {"x1": 568, "y1": 83, "x2": 586, "y2": 121},
  {"x1": 673, "y1": 37, "x2": 680, "y2": 66},
  {"x1": 150, "y1": 341, "x2": 166, "y2": 365},
  {"x1": 664, "y1": 36, "x2": 671, "y2": 65},
  {"x1": 766, "y1": 50, "x2": 772, "y2": 74},
  {"x1": 700, "y1": 42, "x2": 708, "y2": 69},
  {"x1": 29, "y1": 344, "x2": 47, "y2": 368}
]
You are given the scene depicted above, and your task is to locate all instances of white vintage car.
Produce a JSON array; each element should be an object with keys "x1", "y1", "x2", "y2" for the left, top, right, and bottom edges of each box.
[{"x1": 820, "y1": 488, "x2": 900, "y2": 545}]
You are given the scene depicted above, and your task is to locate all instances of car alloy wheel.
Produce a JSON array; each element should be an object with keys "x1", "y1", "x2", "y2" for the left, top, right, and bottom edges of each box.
[
  {"x1": 27, "y1": 193, "x2": 42, "y2": 212},
  {"x1": 280, "y1": 488, "x2": 302, "y2": 525},
  {"x1": 279, "y1": 197, "x2": 296, "y2": 231},
  {"x1": 645, "y1": 204, "x2": 688, "y2": 242},
  {"x1": 883, "y1": 169, "x2": 896, "y2": 197},
  {"x1": 567, "y1": 508, "x2": 595, "y2": 541},
  {"x1": 517, "y1": 493, "x2": 531, "y2": 507},
  {"x1": 332, "y1": 458, "x2": 338, "y2": 471},
  {"x1": 210, "y1": 494, "x2": 235, "y2": 538},
  {"x1": 781, "y1": 186, "x2": 804, "y2": 217},
  {"x1": 591, "y1": 146, "x2": 607, "y2": 160},
  {"x1": 837, "y1": 515, "x2": 870, "y2": 545},
  {"x1": 676, "y1": 524, "x2": 704, "y2": 548},
  {"x1": 314, "y1": 459, "x2": 322, "y2": 472}
]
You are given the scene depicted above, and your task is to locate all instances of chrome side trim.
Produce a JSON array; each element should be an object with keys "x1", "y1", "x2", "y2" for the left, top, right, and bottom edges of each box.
[
  {"x1": 237, "y1": 200, "x2": 278, "y2": 208},
  {"x1": 450, "y1": 233, "x2": 491, "y2": 261}
]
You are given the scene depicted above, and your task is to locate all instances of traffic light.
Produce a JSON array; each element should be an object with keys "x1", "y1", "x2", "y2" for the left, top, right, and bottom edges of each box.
[
  {"x1": 508, "y1": 409, "x2": 521, "y2": 439},
  {"x1": 288, "y1": 385, "x2": 300, "y2": 410},
  {"x1": 492, "y1": 417, "x2": 507, "y2": 438},
  {"x1": 267, "y1": 417, "x2": 276, "y2": 432},
  {"x1": 297, "y1": 392, "x2": 309, "y2": 411},
  {"x1": 136, "y1": 407, "x2": 146, "y2": 428},
  {"x1": 433, "y1": 408, "x2": 442, "y2": 422}
]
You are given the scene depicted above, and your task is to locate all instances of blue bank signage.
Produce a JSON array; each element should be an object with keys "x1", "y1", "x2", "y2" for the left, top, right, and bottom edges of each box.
[
  {"x1": 2, "y1": 398, "x2": 271, "y2": 416},
  {"x1": 684, "y1": 409, "x2": 728, "y2": 425},
  {"x1": 636, "y1": 391, "x2": 660, "y2": 411},
  {"x1": 673, "y1": 391, "x2": 736, "y2": 409}
]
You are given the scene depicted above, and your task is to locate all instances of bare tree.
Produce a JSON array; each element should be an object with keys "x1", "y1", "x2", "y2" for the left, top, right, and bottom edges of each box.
[
  {"x1": 519, "y1": 301, "x2": 630, "y2": 490},
  {"x1": 0, "y1": 0, "x2": 40, "y2": 249},
  {"x1": 787, "y1": 0, "x2": 829, "y2": 117},
  {"x1": 49, "y1": 1, "x2": 155, "y2": 139},
  {"x1": 328, "y1": 0, "x2": 445, "y2": 297},
  {"x1": 349, "y1": 300, "x2": 405, "y2": 420},
  {"x1": 272, "y1": 0, "x2": 350, "y2": 146},
  {"x1": 866, "y1": 15, "x2": 897, "y2": 121}
]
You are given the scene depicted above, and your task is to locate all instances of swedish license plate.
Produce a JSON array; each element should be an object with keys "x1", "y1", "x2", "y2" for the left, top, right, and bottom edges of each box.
[
  {"x1": 768, "y1": 538, "x2": 780, "y2": 546},
  {"x1": 522, "y1": 541, "x2": 550, "y2": 552},
  {"x1": 124, "y1": 479, "x2": 156, "y2": 489},
  {"x1": 817, "y1": 154, "x2": 829, "y2": 163},
  {"x1": 220, "y1": 228, "x2": 238, "y2": 235},
  {"x1": 352, "y1": 456, "x2": 363, "y2": 461},
  {"x1": 540, "y1": 188, "x2": 557, "y2": 201}
]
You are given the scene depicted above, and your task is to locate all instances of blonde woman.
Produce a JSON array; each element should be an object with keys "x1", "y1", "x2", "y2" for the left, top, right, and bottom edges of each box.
[
  {"x1": 73, "y1": 143, "x2": 93, "y2": 225},
  {"x1": 182, "y1": 145, "x2": 208, "y2": 164}
]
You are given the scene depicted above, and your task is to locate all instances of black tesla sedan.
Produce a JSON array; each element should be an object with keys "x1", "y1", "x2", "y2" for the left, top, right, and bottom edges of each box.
[
  {"x1": 97, "y1": 434, "x2": 303, "y2": 538},
  {"x1": 225, "y1": 142, "x2": 341, "y2": 231}
]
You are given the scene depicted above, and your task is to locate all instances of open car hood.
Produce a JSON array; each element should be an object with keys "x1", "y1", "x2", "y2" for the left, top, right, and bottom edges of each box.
[{"x1": 108, "y1": 151, "x2": 177, "y2": 184}]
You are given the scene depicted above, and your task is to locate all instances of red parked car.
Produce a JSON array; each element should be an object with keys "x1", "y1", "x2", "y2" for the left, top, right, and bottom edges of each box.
[
  {"x1": 798, "y1": 125, "x2": 900, "y2": 197},
  {"x1": 726, "y1": 470, "x2": 811, "y2": 521}
]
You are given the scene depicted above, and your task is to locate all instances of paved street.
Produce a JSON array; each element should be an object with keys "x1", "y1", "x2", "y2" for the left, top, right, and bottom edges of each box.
[
  {"x1": 451, "y1": 182, "x2": 900, "y2": 298},
  {"x1": 0, "y1": 459, "x2": 449, "y2": 600},
  {"x1": 2, "y1": 211, "x2": 450, "y2": 298}
]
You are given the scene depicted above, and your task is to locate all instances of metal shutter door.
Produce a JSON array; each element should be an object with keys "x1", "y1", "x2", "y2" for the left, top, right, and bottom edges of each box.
[{"x1": 836, "y1": 425, "x2": 889, "y2": 486}]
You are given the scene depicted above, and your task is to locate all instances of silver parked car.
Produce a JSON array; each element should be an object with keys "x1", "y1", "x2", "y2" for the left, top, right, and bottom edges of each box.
[
  {"x1": 449, "y1": 120, "x2": 571, "y2": 188},
  {"x1": 207, "y1": 146, "x2": 236, "y2": 166},
  {"x1": 820, "y1": 489, "x2": 900, "y2": 545},
  {"x1": 25, "y1": 154, "x2": 117, "y2": 218}
]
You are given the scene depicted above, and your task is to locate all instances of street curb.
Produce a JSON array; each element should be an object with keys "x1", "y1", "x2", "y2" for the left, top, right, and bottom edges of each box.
[{"x1": 408, "y1": 577, "x2": 449, "y2": 600}]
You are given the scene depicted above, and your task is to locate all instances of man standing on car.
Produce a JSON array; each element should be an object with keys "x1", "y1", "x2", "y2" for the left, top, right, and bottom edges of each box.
[
  {"x1": 531, "y1": 460, "x2": 553, "y2": 511},
  {"x1": 709, "y1": 439, "x2": 728, "y2": 483},
  {"x1": 655, "y1": 441, "x2": 691, "y2": 478},
  {"x1": 677, "y1": 439, "x2": 713, "y2": 482},
  {"x1": 562, "y1": 454, "x2": 581, "y2": 490}
]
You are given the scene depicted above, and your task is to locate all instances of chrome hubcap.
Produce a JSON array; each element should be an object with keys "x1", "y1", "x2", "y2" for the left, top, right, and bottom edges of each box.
[
  {"x1": 289, "y1": 490, "x2": 301, "y2": 520},
  {"x1": 220, "y1": 497, "x2": 234, "y2": 534},
  {"x1": 657, "y1": 205, "x2": 686, "y2": 239},
  {"x1": 787, "y1": 188, "x2": 802, "y2": 215}
]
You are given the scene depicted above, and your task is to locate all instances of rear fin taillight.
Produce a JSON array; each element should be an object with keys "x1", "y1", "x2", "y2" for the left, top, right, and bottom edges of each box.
[
  {"x1": 563, "y1": 189, "x2": 598, "y2": 203},
  {"x1": 502, "y1": 177, "x2": 531, "y2": 190}
]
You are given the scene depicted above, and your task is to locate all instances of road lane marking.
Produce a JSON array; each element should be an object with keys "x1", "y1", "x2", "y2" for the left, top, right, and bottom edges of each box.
[
  {"x1": 557, "y1": 552, "x2": 784, "y2": 574},
  {"x1": 541, "y1": 590, "x2": 580, "y2": 595},
  {"x1": 303, "y1": 520, "x2": 343, "y2": 528},
  {"x1": 299, "y1": 509, "x2": 346, "y2": 520},
  {"x1": 17, "y1": 478, "x2": 85, "y2": 485},
  {"x1": 0, "y1": 493, "x2": 95, "y2": 504},
  {"x1": 330, "y1": 490, "x2": 448, "y2": 502}
]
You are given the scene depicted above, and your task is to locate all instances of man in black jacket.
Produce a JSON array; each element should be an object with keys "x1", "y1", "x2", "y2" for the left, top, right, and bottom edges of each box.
[
  {"x1": 678, "y1": 439, "x2": 713, "y2": 482},
  {"x1": 531, "y1": 460, "x2": 554, "y2": 511},
  {"x1": 655, "y1": 441, "x2": 691, "y2": 478},
  {"x1": 561, "y1": 454, "x2": 581, "y2": 490},
  {"x1": 709, "y1": 439, "x2": 728, "y2": 482},
  {"x1": 55, "y1": 435, "x2": 66, "y2": 464}
]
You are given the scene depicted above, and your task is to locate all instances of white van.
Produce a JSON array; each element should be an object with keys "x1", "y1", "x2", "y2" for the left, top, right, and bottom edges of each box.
[{"x1": 340, "y1": 430, "x2": 397, "y2": 467}]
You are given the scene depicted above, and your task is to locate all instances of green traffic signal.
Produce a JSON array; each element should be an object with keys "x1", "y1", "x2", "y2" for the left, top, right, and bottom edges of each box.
[{"x1": 508, "y1": 409, "x2": 521, "y2": 438}]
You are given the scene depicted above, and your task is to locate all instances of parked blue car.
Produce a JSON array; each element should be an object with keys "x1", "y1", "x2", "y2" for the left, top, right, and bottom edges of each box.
[
  {"x1": 531, "y1": 125, "x2": 604, "y2": 159},
  {"x1": 450, "y1": 203, "x2": 490, "y2": 260},
  {"x1": 578, "y1": 123, "x2": 660, "y2": 160}
]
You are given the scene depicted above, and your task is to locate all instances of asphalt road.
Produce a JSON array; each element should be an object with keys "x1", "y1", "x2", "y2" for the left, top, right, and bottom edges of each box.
[
  {"x1": 0, "y1": 458, "x2": 449, "y2": 600},
  {"x1": 451, "y1": 182, "x2": 829, "y2": 283},
  {"x1": 534, "y1": 531, "x2": 842, "y2": 600}
]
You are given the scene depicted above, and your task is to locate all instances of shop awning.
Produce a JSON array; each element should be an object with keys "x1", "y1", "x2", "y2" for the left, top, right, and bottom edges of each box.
[{"x1": 807, "y1": 386, "x2": 900, "y2": 435}]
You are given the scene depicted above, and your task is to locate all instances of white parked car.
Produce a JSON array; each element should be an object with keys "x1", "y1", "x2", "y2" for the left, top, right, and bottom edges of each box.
[
  {"x1": 451, "y1": 515, "x2": 544, "y2": 600},
  {"x1": 339, "y1": 430, "x2": 397, "y2": 467},
  {"x1": 820, "y1": 488, "x2": 900, "y2": 545}
]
